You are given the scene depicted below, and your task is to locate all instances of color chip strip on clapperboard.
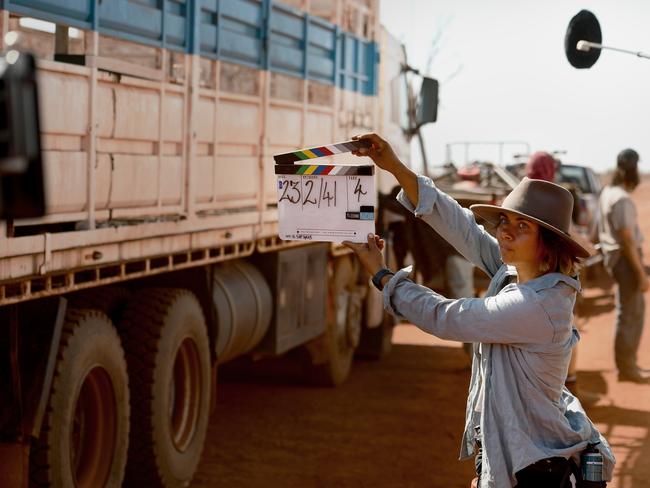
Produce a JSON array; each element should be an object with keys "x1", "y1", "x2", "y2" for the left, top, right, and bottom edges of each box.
[
  {"x1": 274, "y1": 139, "x2": 374, "y2": 176},
  {"x1": 274, "y1": 164, "x2": 374, "y2": 176},
  {"x1": 273, "y1": 139, "x2": 372, "y2": 165}
]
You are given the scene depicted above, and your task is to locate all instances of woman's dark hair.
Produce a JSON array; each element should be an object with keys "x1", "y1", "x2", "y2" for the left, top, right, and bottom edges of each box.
[
  {"x1": 612, "y1": 148, "x2": 640, "y2": 189},
  {"x1": 538, "y1": 227, "x2": 581, "y2": 276},
  {"x1": 611, "y1": 167, "x2": 640, "y2": 189}
]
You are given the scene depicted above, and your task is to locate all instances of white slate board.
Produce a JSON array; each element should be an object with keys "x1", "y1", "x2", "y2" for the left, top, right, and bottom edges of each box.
[{"x1": 275, "y1": 164, "x2": 376, "y2": 243}]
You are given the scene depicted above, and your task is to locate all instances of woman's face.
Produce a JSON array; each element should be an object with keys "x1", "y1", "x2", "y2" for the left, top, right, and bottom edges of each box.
[{"x1": 495, "y1": 212, "x2": 544, "y2": 266}]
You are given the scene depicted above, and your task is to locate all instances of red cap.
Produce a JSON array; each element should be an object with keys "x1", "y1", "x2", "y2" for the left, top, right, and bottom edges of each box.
[{"x1": 526, "y1": 152, "x2": 555, "y2": 182}]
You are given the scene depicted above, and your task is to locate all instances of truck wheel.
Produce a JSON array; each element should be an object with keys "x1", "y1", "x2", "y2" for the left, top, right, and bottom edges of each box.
[
  {"x1": 119, "y1": 288, "x2": 210, "y2": 488},
  {"x1": 306, "y1": 256, "x2": 361, "y2": 386},
  {"x1": 68, "y1": 287, "x2": 129, "y2": 323},
  {"x1": 30, "y1": 310, "x2": 129, "y2": 488}
]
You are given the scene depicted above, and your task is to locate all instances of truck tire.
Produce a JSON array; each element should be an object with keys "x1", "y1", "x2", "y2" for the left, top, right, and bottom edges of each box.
[
  {"x1": 68, "y1": 287, "x2": 129, "y2": 323},
  {"x1": 119, "y1": 288, "x2": 210, "y2": 488},
  {"x1": 30, "y1": 310, "x2": 129, "y2": 488},
  {"x1": 306, "y1": 255, "x2": 361, "y2": 386}
]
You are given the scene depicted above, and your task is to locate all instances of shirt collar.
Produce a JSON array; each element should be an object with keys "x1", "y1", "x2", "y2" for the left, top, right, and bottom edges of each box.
[
  {"x1": 504, "y1": 265, "x2": 581, "y2": 292},
  {"x1": 522, "y1": 272, "x2": 581, "y2": 292}
]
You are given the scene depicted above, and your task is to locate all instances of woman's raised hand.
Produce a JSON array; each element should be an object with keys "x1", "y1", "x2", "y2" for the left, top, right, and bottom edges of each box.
[
  {"x1": 353, "y1": 132, "x2": 419, "y2": 208},
  {"x1": 351, "y1": 133, "x2": 400, "y2": 172}
]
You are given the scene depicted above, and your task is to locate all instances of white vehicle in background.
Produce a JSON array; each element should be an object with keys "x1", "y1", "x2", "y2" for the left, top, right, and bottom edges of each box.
[
  {"x1": 0, "y1": 1, "x2": 437, "y2": 486},
  {"x1": 555, "y1": 163, "x2": 602, "y2": 242}
]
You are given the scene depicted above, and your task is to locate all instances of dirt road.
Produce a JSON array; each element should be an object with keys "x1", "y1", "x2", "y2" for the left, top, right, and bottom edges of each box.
[
  {"x1": 193, "y1": 341, "x2": 475, "y2": 487},
  {"x1": 193, "y1": 179, "x2": 650, "y2": 488}
]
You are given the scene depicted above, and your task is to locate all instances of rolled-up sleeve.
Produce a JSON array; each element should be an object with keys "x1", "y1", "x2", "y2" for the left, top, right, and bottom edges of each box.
[
  {"x1": 384, "y1": 269, "x2": 553, "y2": 344},
  {"x1": 397, "y1": 175, "x2": 502, "y2": 278}
]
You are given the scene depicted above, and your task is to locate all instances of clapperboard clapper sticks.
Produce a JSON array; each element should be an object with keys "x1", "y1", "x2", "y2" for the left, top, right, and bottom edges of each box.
[{"x1": 274, "y1": 140, "x2": 377, "y2": 243}]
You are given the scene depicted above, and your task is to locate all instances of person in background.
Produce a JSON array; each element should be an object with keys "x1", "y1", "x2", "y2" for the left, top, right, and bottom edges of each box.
[
  {"x1": 346, "y1": 133, "x2": 614, "y2": 487},
  {"x1": 526, "y1": 151, "x2": 556, "y2": 181},
  {"x1": 598, "y1": 149, "x2": 649, "y2": 383}
]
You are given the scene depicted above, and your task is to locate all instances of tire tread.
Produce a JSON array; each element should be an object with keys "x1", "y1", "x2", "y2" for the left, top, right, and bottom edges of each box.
[
  {"x1": 120, "y1": 288, "x2": 202, "y2": 488},
  {"x1": 29, "y1": 309, "x2": 127, "y2": 487}
]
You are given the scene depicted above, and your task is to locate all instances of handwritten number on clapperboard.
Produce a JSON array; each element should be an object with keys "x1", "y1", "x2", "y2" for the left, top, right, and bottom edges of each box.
[
  {"x1": 320, "y1": 180, "x2": 336, "y2": 207},
  {"x1": 279, "y1": 180, "x2": 301, "y2": 204},
  {"x1": 303, "y1": 179, "x2": 317, "y2": 205},
  {"x1": 280, "y1": 177, "x2": 338, "y2": 208},
  {"x1": 354, "y1": 179, "x2": 367, "y2": 202}
]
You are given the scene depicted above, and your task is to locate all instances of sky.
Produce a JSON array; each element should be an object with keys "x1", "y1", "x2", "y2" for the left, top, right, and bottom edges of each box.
[{"x1": 379, "y1": 0, "x2": 650, "y2": 173}]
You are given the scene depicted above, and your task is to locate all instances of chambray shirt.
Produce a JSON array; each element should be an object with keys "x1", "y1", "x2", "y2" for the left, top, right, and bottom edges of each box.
[{"x1": 383, "y1": 176, "x2": 615, "y2": 488}]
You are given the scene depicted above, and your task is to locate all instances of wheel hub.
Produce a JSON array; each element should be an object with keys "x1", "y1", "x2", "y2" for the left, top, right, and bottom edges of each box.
[
  {"x1": 70, "y1": 366, "x2": 117, "y2": 488},
  {"x1": 169, "y1": 337, "x2": 201, "y2": 452}
]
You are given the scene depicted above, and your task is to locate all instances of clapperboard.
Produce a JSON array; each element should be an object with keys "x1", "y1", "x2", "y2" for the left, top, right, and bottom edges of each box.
[{"x1": 274, "y1": 140, "x2": 376, "y2": 243}]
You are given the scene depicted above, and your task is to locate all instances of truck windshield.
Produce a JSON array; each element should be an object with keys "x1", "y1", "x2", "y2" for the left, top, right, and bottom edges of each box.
[{"x1": 558, "y1": 165, "x2": 592, "y2": 194}]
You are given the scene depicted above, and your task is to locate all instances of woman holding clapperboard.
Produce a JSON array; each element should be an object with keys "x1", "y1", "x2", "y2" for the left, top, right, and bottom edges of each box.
[{"x1": 344, "y1": 134, "x2": 614, "y2": 488}]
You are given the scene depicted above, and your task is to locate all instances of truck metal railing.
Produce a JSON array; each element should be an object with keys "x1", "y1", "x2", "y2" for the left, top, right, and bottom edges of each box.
[
  {"x1": 445, "y1": 140, "x2": 531, "y2": 167},
  {"x1": 0, "y1": 238, "x2": 255, "y2": 305},
  {"x1": 0, "y1": 0, "x2": 377, "y2": 95}
]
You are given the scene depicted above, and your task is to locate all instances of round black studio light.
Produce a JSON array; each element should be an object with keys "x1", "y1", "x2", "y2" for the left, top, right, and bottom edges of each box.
[{"x1": 565, "y1": 10, "x2": 602, "y2": 68}]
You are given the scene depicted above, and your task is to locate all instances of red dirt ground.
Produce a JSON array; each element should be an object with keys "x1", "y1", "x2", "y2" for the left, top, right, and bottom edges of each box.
[{"x1": 192, "y1": 179, "x2": 650, "y2": 488}]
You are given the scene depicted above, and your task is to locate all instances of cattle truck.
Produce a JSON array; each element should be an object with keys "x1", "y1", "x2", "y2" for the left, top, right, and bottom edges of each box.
[{"x1": 0, "y1": 0, "x2": 435, "y2": 486}]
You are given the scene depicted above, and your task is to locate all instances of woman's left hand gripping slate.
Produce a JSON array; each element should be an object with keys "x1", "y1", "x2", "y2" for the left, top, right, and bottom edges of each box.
[{"x1": 343, "y1": 233, "x2": 386, "y2": 276}]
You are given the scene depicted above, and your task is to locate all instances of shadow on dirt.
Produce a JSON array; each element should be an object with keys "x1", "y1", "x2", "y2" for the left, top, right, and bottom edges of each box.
[
  {"x1": 577, "y1": 370, "x2": 610, "y2": 396},
  {"x1": 575, "y1": 368, "x2": 650, "y2": 488},
  {"x1": 196, "y1": 343, "x2": 476, "y2": 488},
  {"x1": 587, "y1": 402, "x2": 650, "y2": 488},
  {"x1": 577, "y1": 262, "x2": 616, "y2": 324},
  {"x1": 576, "y1": 293, "x2": 616, "y2": 321}
]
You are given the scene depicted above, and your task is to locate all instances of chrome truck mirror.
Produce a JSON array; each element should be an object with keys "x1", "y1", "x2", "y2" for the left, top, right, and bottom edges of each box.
[{"x1": 416, "y1": 77, "x2": 439, "y2": 126}]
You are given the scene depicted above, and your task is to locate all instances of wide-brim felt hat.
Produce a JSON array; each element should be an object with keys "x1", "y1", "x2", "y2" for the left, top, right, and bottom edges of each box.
[{"x1": 470, "y1": 177, "x2": 592, "y2": 259}]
